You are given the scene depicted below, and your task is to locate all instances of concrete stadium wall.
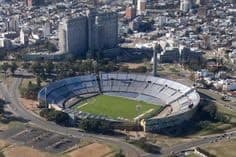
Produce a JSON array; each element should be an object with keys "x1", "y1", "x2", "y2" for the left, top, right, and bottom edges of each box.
[
  {"x1": 143, "y1": 104, "x2": 198, "y2": 132},
  {"x1": 37, "y1": 73, "x2": 200, "y2": 132}
]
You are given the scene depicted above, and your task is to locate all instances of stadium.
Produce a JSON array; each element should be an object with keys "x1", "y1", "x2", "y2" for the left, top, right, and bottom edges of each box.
[{"x1": 38, "y1": 73, "x2": 200, "y2": 132}]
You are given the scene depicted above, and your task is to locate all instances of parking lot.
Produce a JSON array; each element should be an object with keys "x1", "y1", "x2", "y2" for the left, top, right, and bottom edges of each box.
[{"x1": 0, "y1": 125, "x2": 80, "y2": 153}]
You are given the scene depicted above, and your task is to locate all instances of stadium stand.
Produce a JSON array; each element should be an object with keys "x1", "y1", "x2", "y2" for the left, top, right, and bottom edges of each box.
[{"x1": 38, "y1": 73, "x2": 200, "y2": 132}]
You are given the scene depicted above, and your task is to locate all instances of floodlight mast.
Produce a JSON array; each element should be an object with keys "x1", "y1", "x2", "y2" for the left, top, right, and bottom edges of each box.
[
  {"x1": 45, "y1": 87, "x2": 47, "y2": 107},
  {"x1": 152, "y1": 43, "x2": 159, "y2": 77}
]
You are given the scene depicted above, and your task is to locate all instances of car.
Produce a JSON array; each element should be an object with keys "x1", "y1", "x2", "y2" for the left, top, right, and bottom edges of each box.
[{"x1": 222, "y1": 95, "x2": 231, "y2": 101}]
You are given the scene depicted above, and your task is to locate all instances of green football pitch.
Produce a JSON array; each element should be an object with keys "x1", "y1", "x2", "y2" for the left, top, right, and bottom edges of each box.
[{"x1": 73, "y1": 95, "x2": 161, "y2": 121}]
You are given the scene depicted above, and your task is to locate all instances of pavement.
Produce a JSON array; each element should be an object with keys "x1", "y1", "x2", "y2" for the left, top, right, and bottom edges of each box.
[
  {"x1": 1, "y1": 73, "x2": 236, "y2": 157},
  {"x1": 162, "y1": 131, "x2": 236, "y2": 155},
  {"x1": 0, "y1": 76, "x2": 146, "y2": 157}
]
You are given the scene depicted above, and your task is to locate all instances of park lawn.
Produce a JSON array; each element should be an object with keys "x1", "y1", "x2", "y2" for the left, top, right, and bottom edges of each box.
[
  {"x1": 193, "y1": 104, "x2": 236, "y2": 136},
  {"x1": 200, "y1": 139, "x2": 236, "y2": 157},
  {"x1": 186, "y1": 153, "x2": 200, "y2": 157},
  {"x1": 73, "y1": 95, "x2": 161, "y2": 121},
  {"x1": 195, "y1": 122, "x2": 234, "y2": 136},
  {"x1": 216, "y1": 104, "x2": 236, "y2": 123}
]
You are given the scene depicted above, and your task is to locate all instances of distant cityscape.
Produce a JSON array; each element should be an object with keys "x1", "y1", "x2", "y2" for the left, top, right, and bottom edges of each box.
[{"x1": 0, "y1": 1, "x2": 235, "y2": 157}]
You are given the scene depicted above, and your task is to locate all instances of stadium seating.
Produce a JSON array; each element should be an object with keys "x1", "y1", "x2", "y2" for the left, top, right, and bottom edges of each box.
[
  {"x1": 38, "y1": 74, "x2": 100, "y2": 108},
  {"x1": 38, "y1": 73, "x2": 200, "y2": 131}
]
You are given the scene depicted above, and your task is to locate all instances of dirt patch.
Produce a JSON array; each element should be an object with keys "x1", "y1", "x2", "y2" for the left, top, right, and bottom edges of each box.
[
  {"x1": 121, "y1": 63, "x2": 145, "y2": 69},
  {"x1": 146, "y1": 133, "x2": 197, "y2": 148},
  {"x1": 201, "y1": 139, "x2": 236, "y2": 157},
  {"x1": 3, "y1": 145, "x2": 57, "y2": 157},
  {"x1": 19, "y1": 98, "x2": 39, "y2": 112},
  {"x1": 0, "y1": 140, "x2": 9, "y2": 149},
  {"x1": 0, "y1": 123, "x2": 8, "y2": 131},
  {"x1": 68, "y1": 143, "x2": 112, "y2": 157}
]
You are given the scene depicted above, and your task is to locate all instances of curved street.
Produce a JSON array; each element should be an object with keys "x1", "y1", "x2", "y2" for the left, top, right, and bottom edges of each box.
[
  {"x1": 0, "y1": 77, "x2": 146, "y2": 157},
  {"x1": 1, "y1": 76, "x2": 236, "y2": 157}
]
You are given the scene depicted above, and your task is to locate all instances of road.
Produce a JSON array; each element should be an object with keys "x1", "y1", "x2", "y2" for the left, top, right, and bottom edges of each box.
[
  {"x1": 0, "y1": 77, "x2": 147, "y2": 157},
  {"x1": 198, "y1": 88, "x2": 236, "y2": 111},
  {"x1": 162, "y1": 131, "x2": 236, "y2": 155},
  {"x1": 1, "y1": 75, "x2": 236, "y2": 157}
]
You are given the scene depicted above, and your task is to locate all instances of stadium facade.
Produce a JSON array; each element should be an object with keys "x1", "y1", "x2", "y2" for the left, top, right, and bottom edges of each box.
[{"x1": 38, "y1": 73, "x2": 200, "y2": 132}]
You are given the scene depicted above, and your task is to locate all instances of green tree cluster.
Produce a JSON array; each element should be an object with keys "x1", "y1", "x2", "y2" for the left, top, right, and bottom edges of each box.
[
  {"x1": 20, "y1": 81, "x2": 41, "y2": 100},
  {"x1": 0, "y1": 99, "x2": 5, "y2": 115},
  {"x1": 40, "y1": 108, "x2": 70, "y2": 126},
  {"x1": 79, "y1": 119, "x2": 113, "y2": 134},
  {"x1": 45, "y1": 41, "x2": 57, "y2": 52},
  {"x1": 0, "y1": 151, "x2": 5, "y2": 157},
  {"x1": 0, "y1": 62, "x2": 18, "y2": 76},
  {"x1": 114, "y1": 150, "x2": 125, "y2": 157},
  {"x1": 200, "y1": 102, "x2": 228, "y2": 123},
  {"x1": 129, "y1": 137, "x2": 161, "y2": 154},
  {"x1": 29, "y1": 60, "x2": 118, "y2": 80}
]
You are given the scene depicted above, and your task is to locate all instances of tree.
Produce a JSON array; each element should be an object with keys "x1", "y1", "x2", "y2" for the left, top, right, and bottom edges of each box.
[
  {"x1": 22, "y1": 62, "x2": 31, "y2": 69},
  {"x1": 115, "y1": 150, "x2": 125, "y2": 157},
  {"x1": 120, "y1": 65, "x2": 129, "y2": 72},
  {"x1": 31, "y1": 62, "x2": 45, "y2": 79},
  {"x1": 44, "y1": 61, "x2": 54, "y2": 75},
  {"x1": 80, "y1": 60, "x2": 94, "y2": 73},
  {"x1": 0, "y1": 99, "x2": 5, "y2": 115},
  {"x1": 189, "y1": 72, "x2": 195, "y2": 82},
  {"x1": 79, "y1": 119, "x2": 113, "y2": 133},
  {"x1": 45, "y1": 41, "x2": 57, "y2": 52},
  {"x1": 31, "y1": 62, "x2": 42, "y2": 74},
  {"x1": 0, "y1": 151, "x2": 5, "y2": 157},
  {"x1": 201, "y1": 102, "x2": 217, "y2": 121},
  {"x1": 1, "y1": 62, "x2": 9, "y2": 77},
  {"x1": 134, "y1": 66, "x2": 147, "y2": 73},
  {"x1": 198, "y1": 100, "x2": 228, "y2": 123},
  {"x1": 10, "y1": 62, "x2": 18, "y2": 75},
  {"x1": 54, "y1": 111, "x2": 71, "y2": 126},
  {"x1": 36, "y1": 77, "x2": 42, "y2": 87},
  {"x1": 20, "y1": 81, "x2": 41, "y2": 100},
  {"x1": 40, "y1": 109, "x2": 71, "y2": 126},
  {"x1": 129, "y1": 137, "x2": 161, "y2": 154},
  {"x1": 39, "y1": 108, "x2": 51, "y2": 118}
]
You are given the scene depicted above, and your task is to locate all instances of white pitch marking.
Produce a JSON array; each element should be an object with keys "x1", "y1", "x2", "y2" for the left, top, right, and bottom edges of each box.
[{"x1": 77, "y1": 102, "x2": 88, "y2": 109}]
